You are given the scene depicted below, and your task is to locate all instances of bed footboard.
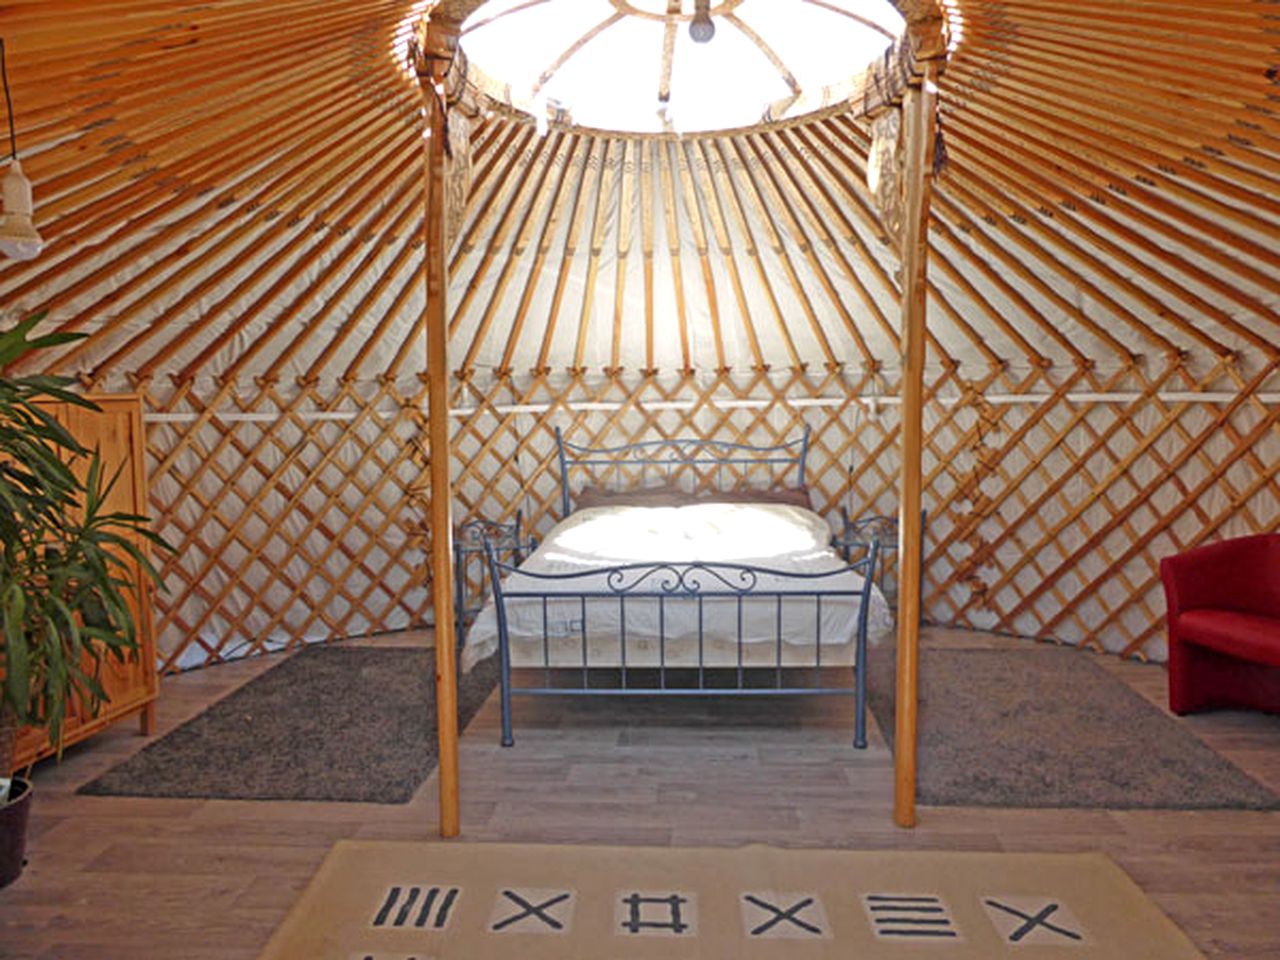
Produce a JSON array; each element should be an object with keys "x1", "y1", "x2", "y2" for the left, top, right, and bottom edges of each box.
[{"x1": 484, "y1": 543, "x2": 880, "y2": 749}]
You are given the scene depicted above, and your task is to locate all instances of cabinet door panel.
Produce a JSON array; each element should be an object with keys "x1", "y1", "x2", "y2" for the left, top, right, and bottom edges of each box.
[
  {"x1": 5, "y1": 395, "x2": 156, "y2": 771},
  {"x1": 65, "y1": 399, "x2": 156, "y2": 716}
]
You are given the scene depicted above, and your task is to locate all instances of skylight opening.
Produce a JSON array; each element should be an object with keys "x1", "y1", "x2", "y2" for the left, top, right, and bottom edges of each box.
[{"x1": 460, "y1": 0, "x2": 908, "y2": 136}]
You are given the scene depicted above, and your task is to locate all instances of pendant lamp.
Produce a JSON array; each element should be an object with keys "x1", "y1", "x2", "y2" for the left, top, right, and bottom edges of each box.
[{"x1": 0, "y1": 37, "x2": 43, "y2": 262}]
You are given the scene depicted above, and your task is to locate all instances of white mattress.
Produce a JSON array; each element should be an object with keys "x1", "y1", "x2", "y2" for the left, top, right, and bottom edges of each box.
[{"x1": 461, "y1": 501, "x2": 894, "y2": 671}]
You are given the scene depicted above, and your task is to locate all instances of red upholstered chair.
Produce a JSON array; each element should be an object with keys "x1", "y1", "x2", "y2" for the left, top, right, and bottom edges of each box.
[{"x1": 1161, "y1": 533, "x2": 1280, "y2": 715}]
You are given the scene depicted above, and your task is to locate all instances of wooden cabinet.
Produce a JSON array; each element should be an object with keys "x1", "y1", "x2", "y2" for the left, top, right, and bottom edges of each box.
[{"x1": 7, "y1": 395, "x2": 157, "y2": 771}]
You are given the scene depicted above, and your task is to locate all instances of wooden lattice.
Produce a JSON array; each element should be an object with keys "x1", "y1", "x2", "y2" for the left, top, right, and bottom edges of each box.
[
  {"x1": 142, "y1": 361, "x2": 1278, "y2": 671},
  {"x1": 145, "y1": 378, "x2": 434, "y2": 672}
]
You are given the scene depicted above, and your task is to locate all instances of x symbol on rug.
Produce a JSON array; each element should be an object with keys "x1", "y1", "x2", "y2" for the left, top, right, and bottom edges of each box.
[
  {"x1": 743, "y1": 895, "x2": 823, "y2": 936},
  {"x1": 985, "y1": 899, "x2": 1082, "y2": 942},
  {"x1": 492, "y1": 890, "x2": 571, "y2": 931}
]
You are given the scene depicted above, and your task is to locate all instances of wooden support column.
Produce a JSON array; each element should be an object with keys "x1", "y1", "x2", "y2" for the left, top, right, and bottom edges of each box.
[
  {"x1": 894, "y1": 61, "x2": 939, "y2": 829},
  {"x1": 418, "y1": 16, "x2": 461, "y2": 839}
]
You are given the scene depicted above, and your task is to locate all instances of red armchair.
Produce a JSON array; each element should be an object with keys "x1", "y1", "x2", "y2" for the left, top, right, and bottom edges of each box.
[{"x1": 1161, "y1": 533, "x2": 1280, "y2": 715}]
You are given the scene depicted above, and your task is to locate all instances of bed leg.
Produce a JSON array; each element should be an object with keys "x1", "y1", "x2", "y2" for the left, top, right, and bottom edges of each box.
[
  {"x1": 501, "y1": 696, "x2": 514, "y2": 748},
  {"x1": 500, "y1": 643, "x2": 514, "y2": 748},
  {"x1": 853, "y1": 664, "x2": 868, "y2": 750},
  {"x1": 486, "y1": 540, "x2": 516, "y2": 747}
]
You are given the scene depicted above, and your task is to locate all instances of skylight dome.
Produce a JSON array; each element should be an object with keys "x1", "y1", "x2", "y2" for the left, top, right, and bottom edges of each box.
[{"x1": 459, "y1": 0, "x2": 907, "y2": 135}]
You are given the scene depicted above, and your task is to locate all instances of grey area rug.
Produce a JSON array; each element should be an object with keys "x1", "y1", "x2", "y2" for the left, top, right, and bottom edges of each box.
[
  {"x1": 79, "y1": 646, "x2": 499, "y2": 803},
  {"x1": 867, "y1": 644, "x2": 1279, "y2": 809}
]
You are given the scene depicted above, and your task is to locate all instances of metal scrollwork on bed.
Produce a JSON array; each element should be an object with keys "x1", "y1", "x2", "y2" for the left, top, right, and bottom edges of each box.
[
  {"x1": 601, "y1": 562, "x2": 760, "y2": 595},
  {"x1": 476, "y1": 427, "x2": 888, "y2": 751},
  {"x1": 554, "y1": 426, "x2": 810, "y2": 517}
]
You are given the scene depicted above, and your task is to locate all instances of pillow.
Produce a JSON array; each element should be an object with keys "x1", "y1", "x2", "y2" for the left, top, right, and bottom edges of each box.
[
  {"x1": 574, "y1": 482, "x2": 812, "y2": 512},
  {"x1": 573, "y1": 483, "x2": 695, "y2": 511},
  {"x1": 698, "y1": 485, "x2": 814, "y2": 510}
]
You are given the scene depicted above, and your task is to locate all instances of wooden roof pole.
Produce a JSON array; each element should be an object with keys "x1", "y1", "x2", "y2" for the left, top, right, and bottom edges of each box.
[
  {"x1": 894, "y1": 58, "x2": 940, "y2": 829},
  {"x1": 417, "y1": 13, "x2": 461, "y2": 839}
]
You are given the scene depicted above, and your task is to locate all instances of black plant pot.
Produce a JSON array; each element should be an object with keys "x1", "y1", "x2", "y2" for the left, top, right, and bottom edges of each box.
[{"x1": 0, "y1": 777, "x2": 32, "y2": 888}]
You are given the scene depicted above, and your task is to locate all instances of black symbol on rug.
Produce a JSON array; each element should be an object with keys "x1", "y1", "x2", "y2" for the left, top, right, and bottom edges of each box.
[
  {"x1": 985, "y1": 899, "x2": 1083, "y2": 943},
  {"x1": 620, "y1": 893, "x2": 691, "y2": 935},
  {"x1": 742, "y1": 895, "x2": 824, "y2": 937},
  {"x1": 865, "y1": 894, "x2": 958, "y2": 939},
  {"x1": 492, "y1": 889, "x2": 572, "y2": 932},
  {"x1": 371, "y1": 885, "x2": 460, "y2": 929}
]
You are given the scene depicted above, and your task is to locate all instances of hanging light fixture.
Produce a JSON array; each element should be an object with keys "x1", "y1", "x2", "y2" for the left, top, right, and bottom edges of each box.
[
  {"x1": 689, "y1": 0, "x2": 715, "y2": 44},
  {"x1": 0, "y1": 37, "x2": 42, "y2": 262}
]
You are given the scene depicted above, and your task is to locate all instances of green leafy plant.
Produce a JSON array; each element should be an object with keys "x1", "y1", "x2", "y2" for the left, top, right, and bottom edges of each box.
[{"x1": 0, "y1": 314, "x2": 167, "y2": 779}]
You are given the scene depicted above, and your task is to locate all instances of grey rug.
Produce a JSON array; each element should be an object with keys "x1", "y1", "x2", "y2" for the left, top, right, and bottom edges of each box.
[
  {"x1": 867, "y1": 645, "x2": 1280, "y2": 809},
  {"x1": 79, "y1": 646, "x2": 498, "y2": 803}
]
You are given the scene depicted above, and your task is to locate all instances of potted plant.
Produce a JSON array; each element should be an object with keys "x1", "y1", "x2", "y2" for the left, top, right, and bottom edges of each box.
[{"x1": 0, "y1": 314, "x2": 166, "y2": 888}]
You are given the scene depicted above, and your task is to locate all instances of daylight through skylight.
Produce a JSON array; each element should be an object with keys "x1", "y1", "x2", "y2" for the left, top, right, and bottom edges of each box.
[{"x1": 459, "y1": 0, "x2": 907, "y2": 135}]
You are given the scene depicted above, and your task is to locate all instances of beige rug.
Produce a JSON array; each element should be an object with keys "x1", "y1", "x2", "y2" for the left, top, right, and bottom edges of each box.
[{"x1": 259, "y1": 841, "x2": 1204, "y2": 959}]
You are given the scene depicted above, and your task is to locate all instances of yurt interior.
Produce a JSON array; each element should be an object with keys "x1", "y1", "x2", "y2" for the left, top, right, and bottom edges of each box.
[{"x1": 0, "y1": 0, "x2": 1277, "y2": 957}]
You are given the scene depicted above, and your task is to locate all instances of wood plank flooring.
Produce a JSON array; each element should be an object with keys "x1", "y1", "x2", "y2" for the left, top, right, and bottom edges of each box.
[{"x1": 1, "y1": 626, "x2": 1278, "y2": 959}]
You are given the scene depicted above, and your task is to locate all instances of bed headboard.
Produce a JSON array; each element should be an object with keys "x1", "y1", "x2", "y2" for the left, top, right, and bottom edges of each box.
[{"x1": 553, "y1": 427, "x2": 811, "y2": 518}]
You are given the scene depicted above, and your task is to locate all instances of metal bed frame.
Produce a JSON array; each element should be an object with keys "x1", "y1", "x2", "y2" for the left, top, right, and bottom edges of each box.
[
  {"x1": 555, "y1": 426, "x2": 810, "y2": 517},
  {"x1": 833, "y1": 507, "x2": 928, "y2": 608},
  {"x1": 452, "y1": 512, "x2": 537, "y2": 646},
  {"x1": 481, "y1": 427, "x2": 883, "y2": 749}
]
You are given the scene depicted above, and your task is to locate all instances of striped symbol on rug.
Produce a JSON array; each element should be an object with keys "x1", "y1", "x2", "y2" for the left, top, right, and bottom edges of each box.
[
  {"x1": 370, "y1": 885, "x2": 460, "y2": 929},
  {"x1": 863, "y1": 893, "x2": 959, "y2": 939}
]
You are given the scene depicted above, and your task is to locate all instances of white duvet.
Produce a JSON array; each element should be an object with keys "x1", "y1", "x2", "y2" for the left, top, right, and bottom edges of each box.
[{"x1": 461, "y1": 502, "x2": 894, "y2": 671}]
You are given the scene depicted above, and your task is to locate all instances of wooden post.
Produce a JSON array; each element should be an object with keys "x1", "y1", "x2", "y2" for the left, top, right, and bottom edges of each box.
[
  {"x1": 418, "y1": 16, "x2": 461, "y2": 839},
  {"x1": 894, "y1": 61, "x2": 938, "y2": 829}
]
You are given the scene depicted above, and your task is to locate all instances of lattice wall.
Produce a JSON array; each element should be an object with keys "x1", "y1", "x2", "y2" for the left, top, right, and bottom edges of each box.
[
  {"x1": 145, "y1": 378, "x2": 434, "y2": 672},
  {"x1": 144, "y1": 360, "x2": 1279, "y2": 671}
]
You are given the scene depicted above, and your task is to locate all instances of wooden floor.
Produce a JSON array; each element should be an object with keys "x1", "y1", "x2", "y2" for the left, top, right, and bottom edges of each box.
[{"x1": 1, "y1": 626, "x2": 1278, "y2": 959}]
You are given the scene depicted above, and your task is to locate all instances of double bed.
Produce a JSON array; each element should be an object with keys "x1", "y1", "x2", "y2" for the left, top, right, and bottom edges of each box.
[{"x1": 462, "y1": 428, "x2": 893, "y2": 747}]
